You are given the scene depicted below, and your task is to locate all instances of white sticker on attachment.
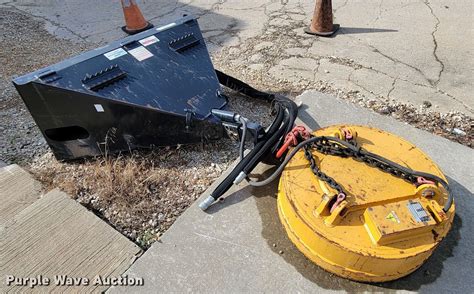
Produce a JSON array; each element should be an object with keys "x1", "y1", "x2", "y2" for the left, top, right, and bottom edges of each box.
[
  {"x1": 139, "y1": 35, "x2": 159, "y2": 46},
  {"x1": 104, "y1": 48, "x2": 127, "y2": 60},
  {"x1": 128, "y1": 46, "x2": 153, "y2": 61},
  {"x1": 94, "y1": 104, "x2": 104, "y2": 112}
]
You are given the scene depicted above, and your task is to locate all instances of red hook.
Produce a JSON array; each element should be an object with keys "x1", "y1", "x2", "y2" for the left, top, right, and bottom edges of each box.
[
  {"x1": 417, "y1": 177, "x2": 435, "y2": 187},
  {"x1": 276, "y1": 126, "x2": 311, "y2": 158}
]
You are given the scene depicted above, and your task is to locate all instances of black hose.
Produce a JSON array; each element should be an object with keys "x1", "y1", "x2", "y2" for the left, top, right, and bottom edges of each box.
[
  {"x1": 208, "y1": 104, "x2": 285, "y2": 200},
  {"x1": 246, "y1": 136, "x2": 324, "y2": 187},
  {"x1": 274, "y1": 96, "x2": 298, "y2": 150},
  {"x1": 208, "y1": 70, "x2": 299, "y2": 202},
  {"x1": 242, "y1": 110, "x2": 291, "y2": 175}
]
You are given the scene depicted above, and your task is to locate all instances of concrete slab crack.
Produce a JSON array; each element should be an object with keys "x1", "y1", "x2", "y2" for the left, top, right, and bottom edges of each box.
[
  {"x1": 423, "y1": 0, "x2": 445, "y2": 86},
  {"x1": 387, "y1": 77, "x2": 397, "y2": 98},
  {"x1": 212, "y1": 0, "x2": 472, "y2": 117},
  {"x1": 437, "y1": 89, "x2": 474, "y2": 115},
  {"x1": 367, "y1": 44, "x2": 434, "y2": 86},
  {"x1": 348, "y1": 69, "x2": 383, "y2": 101}
]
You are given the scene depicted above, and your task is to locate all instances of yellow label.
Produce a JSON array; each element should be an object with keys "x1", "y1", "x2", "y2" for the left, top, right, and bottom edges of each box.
[{"x1": 386, "y1": 211, "x2": 400, "y2": 223}]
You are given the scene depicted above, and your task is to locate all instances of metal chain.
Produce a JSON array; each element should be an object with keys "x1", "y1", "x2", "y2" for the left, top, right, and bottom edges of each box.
[
  {"x1": 303, "y1": 137, "x2": 420, "y2": 196},
  {"x1": 303, "y1": 143, "x2": 344, "y2": 194},
  {"x1": 356, "y1": 153, "x2": 418, "y2": 183}
]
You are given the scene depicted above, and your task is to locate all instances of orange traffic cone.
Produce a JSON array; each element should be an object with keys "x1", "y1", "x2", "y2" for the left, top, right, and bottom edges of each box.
[
  {"x1": 304, "y1": 0, "x2": 339, "y2": 37},
  {"x1": 121, "y1": 0, "x2": 153, "y2": 35}
]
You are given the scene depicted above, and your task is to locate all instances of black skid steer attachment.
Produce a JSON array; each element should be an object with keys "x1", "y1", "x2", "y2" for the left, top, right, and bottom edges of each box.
[{"x1": 13, "y1": 15, "x2": 227, "y2": 160}]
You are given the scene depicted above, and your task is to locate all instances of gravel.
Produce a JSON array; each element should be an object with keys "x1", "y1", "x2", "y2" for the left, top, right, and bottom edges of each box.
[
  {"x1": 0, "y1": 8, "x2": 93, "y2": 164},
  {"x1": 30, "y1": 143, "x2": 237, "y2": 248}
]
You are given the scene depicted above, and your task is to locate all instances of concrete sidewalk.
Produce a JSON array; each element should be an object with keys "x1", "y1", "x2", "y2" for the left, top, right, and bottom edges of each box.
[
  {"x1": 111, "y1": 91, "x2": 473, "y2": 293},
  {"x1": 0, "y1": 165, "x2": 142, "y2": 293},
  {"x1": 1, "y1": 0, "x2": 472, "y2": 115}
]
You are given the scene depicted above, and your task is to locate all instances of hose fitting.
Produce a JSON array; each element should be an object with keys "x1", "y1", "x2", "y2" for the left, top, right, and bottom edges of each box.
[
  {"x1": 199, "y1": 196, "x2": 215, "y2": 211},
  {"x1": 233, "y1": 171, "x2": 247, "y2": 185}
]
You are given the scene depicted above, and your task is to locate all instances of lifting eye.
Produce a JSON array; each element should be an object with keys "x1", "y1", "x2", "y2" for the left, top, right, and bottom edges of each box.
[{"x1": 44, "y1": 126, "x2": 89, "y2": 141}]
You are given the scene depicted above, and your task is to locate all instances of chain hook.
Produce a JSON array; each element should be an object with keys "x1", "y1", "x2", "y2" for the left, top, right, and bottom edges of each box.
[
  {"x1": 416, "y1": 177, "x2": 435, "y2": 187},
  {"x1": 341, "y1": 128, "x2": 353, "y2": 140},
  {"x1": 330, "y1": 192, "x2": 346, "y2": 213}
]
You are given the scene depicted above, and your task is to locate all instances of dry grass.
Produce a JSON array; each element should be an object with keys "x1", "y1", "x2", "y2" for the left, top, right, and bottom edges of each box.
[{"x1": 29, "y1": 141, "x2": 235, "y2": 248}]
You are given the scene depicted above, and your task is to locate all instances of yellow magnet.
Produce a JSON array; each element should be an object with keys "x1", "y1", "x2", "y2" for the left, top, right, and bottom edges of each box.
[{"x1": 277, "y1": 125, "x2": 454, "y2": 282}]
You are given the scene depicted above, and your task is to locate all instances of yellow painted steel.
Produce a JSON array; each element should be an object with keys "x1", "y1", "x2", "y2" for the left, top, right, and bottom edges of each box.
[{"x1": 277, "y1": 125, "x2": 455, "y2": 282}]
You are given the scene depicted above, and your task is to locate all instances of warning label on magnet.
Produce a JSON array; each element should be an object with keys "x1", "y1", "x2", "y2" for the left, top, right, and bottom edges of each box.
[
  {"x1": 128, "y1": 46, "x2": 153, "y2": 61},
  {"x1": 139, "y1": 35, "x2": 159, "y2": 46},
  {"x1": 386, "y1": 211, "x2": 400, "y2": 223},
  {"x1": 104, "y1": 48, "x2": 127, "y2": 60}
]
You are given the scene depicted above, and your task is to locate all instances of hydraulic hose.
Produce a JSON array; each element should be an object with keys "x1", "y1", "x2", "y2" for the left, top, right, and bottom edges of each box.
[
  {"x1": 199, "y1": 104, "x2": 286, "y2": 210},
  {"x1": 246, "y1": 137, "x2": 323, "y2": 187},
  {"x1": 242, "y1": 110, "x2": 291, "y2": 175},
  {"x1": 272, "y1": 96, "x2": 298, "y2": 151},
  {"x1": 199, "y1": 71, "x2": 299, "y2": 210},
  {"x1": 202, "y1": 70, "x2": 453, "y2": 212},
  {"x1": 239, "y1": 116, "x2": 247, "y2": 161}
]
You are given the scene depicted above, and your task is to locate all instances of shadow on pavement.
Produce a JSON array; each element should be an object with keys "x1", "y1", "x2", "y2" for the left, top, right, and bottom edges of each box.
[
  {"x1": 339, "y1": 27, "x2": 398, "y2": 35},
  {"x1": 298, "y1": 104, "x2": 322, "y2": 130}
]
